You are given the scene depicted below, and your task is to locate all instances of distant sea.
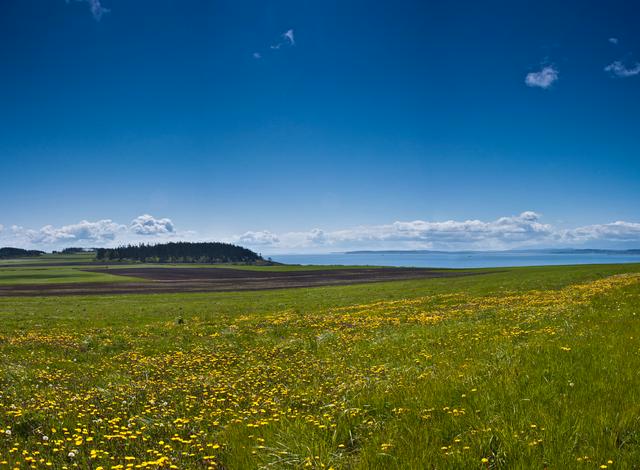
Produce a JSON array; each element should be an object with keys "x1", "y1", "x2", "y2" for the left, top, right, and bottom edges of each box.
[{"x1": 270, "y1": 250, "x2": 640, "y2": 269}]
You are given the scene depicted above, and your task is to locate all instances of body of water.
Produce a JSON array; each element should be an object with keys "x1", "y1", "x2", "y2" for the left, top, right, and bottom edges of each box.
[{"x1": 270, "y1": 251, "x2": 640, "y2": 269}]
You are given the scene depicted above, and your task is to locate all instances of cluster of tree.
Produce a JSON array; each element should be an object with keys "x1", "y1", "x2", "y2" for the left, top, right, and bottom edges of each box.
[
  {"x1": 95, "y1": 242, "x2": 264, "y2": 264},
  {"x1": 55, "y1": 247, "x2": 96, "y2": 254},
  {"x1": 0, "y1": 247, "x2": 45, "y2": 259}
]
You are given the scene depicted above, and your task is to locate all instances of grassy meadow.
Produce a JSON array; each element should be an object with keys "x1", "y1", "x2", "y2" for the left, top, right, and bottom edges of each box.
[
  {"x1": 1, "y1": 263, "x2": 640, "y2": 468},
  {"x1": 0, "y1": 267, "x2": 143, "y2": 286},
  {"x1": 0, "y1": 253, "x2": 97, "y2": 266},
  {"x1": 0, "y1": 261, "x2": 389, "y2": 286}
]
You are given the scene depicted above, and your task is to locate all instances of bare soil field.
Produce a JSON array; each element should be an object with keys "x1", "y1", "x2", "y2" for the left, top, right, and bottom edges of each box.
[{"x1": 0, "y1": 267, "x2": 484, "y2": 297}]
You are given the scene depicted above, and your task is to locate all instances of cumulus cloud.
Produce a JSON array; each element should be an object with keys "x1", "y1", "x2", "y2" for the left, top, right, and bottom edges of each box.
[
  {"x1": 235, "y1": 212, "x2": 555, "y2": 251},
  {"x1": 609, "y1": 37, "x2": 619, "y2": 45},
  {"x1": 328, "y1": 212, "x2": 553, "y2": 249},
  {"x1": 563, "y1": 221, "x2": 640, "y2": 242},
  {"x1": 525, "y1": 65, "x2": 559, "y2": 89},
  {"x1": 306, "y1": 228, "x2": 327, "y2": 244},
  {"x1": 234, "y1": 212, "x2": 640, "y2": 253},
  {"x1": 130, "y1": 214, "x2": 175, "y2": 236},
  {"x1": 21, "y1": 219, "x2": 125, "y2": 245},
  {"x1": 4, "y1": 212, "x2": 640, "y2": 252},
  {"x1": 604, "y1": 60, "x2": 640, "y2": 78},
  {"x1": 238, "y1": 230, "x2": 280, "y2": 246},
  {"x1": 0, "y1": 214, "x2": 178, "y2": 248}
]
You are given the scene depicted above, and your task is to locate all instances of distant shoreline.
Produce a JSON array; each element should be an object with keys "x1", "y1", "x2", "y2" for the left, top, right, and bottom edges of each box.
[{"x1": 343, "y1": 248, "x2": 640, "y2": 255}]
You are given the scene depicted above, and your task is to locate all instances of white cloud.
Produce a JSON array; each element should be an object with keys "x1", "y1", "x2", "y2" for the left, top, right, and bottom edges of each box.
[
  {"x1": 252, "y1": 52, "x2": 262, "y2": 59},
  {"x1": 563, "y1": 221, "x2": 640, "y2": 242},
  {"x1": 609, "y1": 37, "x2": 619, "y2": 45},
  {"x1": 604, "y1": 61, "x2": 640, "y2": 78},
  {"x1": 0, "y1": 215, "x2": 178, "y2": 248},
  {"x1": 233, "y1": 212, "x2": 640, "y2": 253},
  {"x1": 235, "y1": 212, "x2": 555, "y2": 251},
  {"x1": 525, "y1": 66, "x2": 559, "y2": 89},
  {"x1": 283, "y1": 29, "x2": 295, "y2": 46},
  {"x1": 22, "y1": 219, "x2": 125, "y2": 245},
  {"x1": 69, "y1": 0, "x2": 109, "y2": 21},
  {"x1": 4, "y1": 213, "x2": 640, "y2": 253},
  {"x1": 306, "y1": 228, "x2": 327, "y2": 244},
  {"x1": 88, "y1": 0, "x2": 109, "y2": 20},
  {"x1": 130, "y1": 214, "x2": 175, "y2": 235},
  {"x1": 270, "y1": 29, "x2": 295, "y2": 50},
  {"x1": 328, "y1": 211, "x2": 553, "y2": 249},
  {"x1": 237, "y1": 230, "x2": 280, "y2": 246}
]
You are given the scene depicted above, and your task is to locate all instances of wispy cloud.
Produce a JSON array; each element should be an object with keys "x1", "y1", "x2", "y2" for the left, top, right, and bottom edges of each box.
[
  {"x1": 525, "y1": 65, "x2": 559, "y2": 89},
  {"x1": 608, "y1": 37, "x2": 619, "y2": 45},
  {"x1": 252, "y1": 29, "x2": 296, "y2": 61},
  {"x1": 68, "y1": 0, "x2": 110, "y2": 21},
  {"x1": 270, "y1": 29, "x2": 295, "y2": 50},
  {"x1": 88, "y1": 0, "x2": 109, "y2": 20},
  {"x1": 283, "y1": 29, "x2": 295, "y2": 46},
  {"x1": 604, "y1": 60, "x2": 640, "y2": 78}
]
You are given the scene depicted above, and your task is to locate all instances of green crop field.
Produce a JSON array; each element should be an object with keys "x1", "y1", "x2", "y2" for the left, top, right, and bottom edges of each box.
[
  {"x1": 0, "y1": 262, "x2": 386, "y2": 286},
  {"x1": 0, "y1": 253, "x2": 97, "y2": 266},
  {"x1": 0, "y1": 267, "x2": 143, "y2": 286},
  {"x1": 1, "y1": 263, "x2": 640, "y2": 469}
]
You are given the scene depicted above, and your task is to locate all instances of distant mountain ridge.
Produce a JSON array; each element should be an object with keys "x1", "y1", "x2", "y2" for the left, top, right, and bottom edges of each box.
[{"x1": 344, "y1": 248, "x2": 640, "y2": 255}]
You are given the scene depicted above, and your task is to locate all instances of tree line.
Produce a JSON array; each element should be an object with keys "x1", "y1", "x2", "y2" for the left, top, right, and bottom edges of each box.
[
  {"x1": 51, "y1": 247, "x2": 96, "y2": 254},
  {"x1": 0, "y1": 247, "x2": 45, "y2": 259},
  {"x1": 95, "y1": 242, "x2": 264, "y2": 264}
]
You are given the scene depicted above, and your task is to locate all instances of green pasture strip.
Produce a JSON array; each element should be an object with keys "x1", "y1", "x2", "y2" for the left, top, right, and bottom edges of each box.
[
  {"x1": 0, "y1": 252, "x2": 96, "y2": 265},
  {"x1": 0, "y1": 266, "x2": 144, "y2": 285}
]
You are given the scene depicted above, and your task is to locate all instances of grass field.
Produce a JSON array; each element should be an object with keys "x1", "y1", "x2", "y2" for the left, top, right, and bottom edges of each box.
[
  {"x1": 0, "y1": 265, "x2": 390, "y2": 287},
  {"x1": 0, "y1": 260, "x2": 389, "y2": 286},
  {"x1": 0, "y1": 267, "x2": 144, "y2": 286},
  {"x1": 1, "y1": 263, "x2": 640, "y2": 468},
  {"x1": 85, "y1": 264, "x2": 390, "y2": 272},
  {"x1": 0, "y1": 253, "x2": 97, "y2": 266}
]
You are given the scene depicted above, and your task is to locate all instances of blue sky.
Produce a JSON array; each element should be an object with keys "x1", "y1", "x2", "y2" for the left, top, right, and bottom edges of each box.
[{"x1": 1, "y1": 0, "x2": 639, "y2": 252}]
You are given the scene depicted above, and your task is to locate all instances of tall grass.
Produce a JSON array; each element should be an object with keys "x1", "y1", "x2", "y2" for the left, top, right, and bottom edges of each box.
[{"x1": 1, "y1": 264, "x2": 639, "y2": 468}]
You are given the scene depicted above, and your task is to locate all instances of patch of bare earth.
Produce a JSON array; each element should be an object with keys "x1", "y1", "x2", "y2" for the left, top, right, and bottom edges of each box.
[{"x1": 0, "y1": 267, "x2": 486, "y2": 297}]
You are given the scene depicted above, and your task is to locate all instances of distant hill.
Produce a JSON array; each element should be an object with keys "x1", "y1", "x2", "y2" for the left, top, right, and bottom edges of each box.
[
  {"x1": 345, "y1": 250, "x2": 455, "y2": 254},
  {"x1": 344, "y1": 248, "x2": 640, "y2": 255},
  {"x1": 96, "y1": 242, "x2": 265, "y2": 264},
  {"x1": 0, "y1": 247, "x2": 45, "y2": 259},
  {"x1": 544, "y1": 248, "x2": 640, "y2": 255}
]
